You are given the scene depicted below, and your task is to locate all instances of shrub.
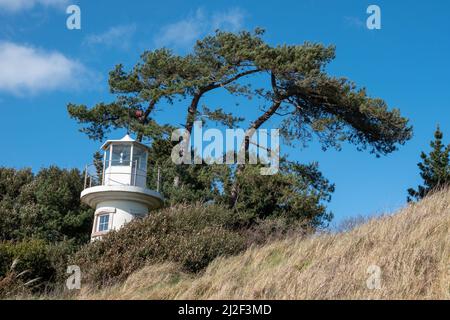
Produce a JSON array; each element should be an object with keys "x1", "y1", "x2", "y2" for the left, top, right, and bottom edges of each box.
[
  {"x1": 0, "y1": 239, "x2": 53, "y2": 284},
  {"x1": 0, "y1": 239, "x2": 78, "y2": 295},
  {"x1": 232, "y1": 162, "x2": 334, "y2": 225},
  {"x1": 72, "y1": 204, "x2": 247, "y2": 287},
  {"x1": 0, "y1": 166, "x2": 93, "y2": 244}
]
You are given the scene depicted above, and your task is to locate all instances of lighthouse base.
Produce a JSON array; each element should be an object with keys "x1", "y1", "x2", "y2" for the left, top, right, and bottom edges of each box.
[
  {"x1": 91, "y1": 199, "x2": 149, "y2": 240},
  {"x1": 80, "y1": 185, "x2": 164, "y2": 241}
]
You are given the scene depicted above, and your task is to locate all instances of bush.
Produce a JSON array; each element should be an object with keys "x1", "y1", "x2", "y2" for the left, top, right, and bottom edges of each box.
[
  {"x1": 72, "y1": 204, "x2": 248, "y2": 287},
  {"x1": 0, "y1": 240, "x2": 54, "y2": 284},
  {"x1": 0, "y1": 239, "x2": 78, "y2": 295},
  {"x1": 0, "y1": 166, "x2": 93, "y2": 244},
  {"x1": 232, "y1": 162, "x2": 334, "y2": 225}
]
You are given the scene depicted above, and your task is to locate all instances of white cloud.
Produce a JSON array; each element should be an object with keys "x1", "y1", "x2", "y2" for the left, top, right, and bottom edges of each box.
[
  {"x1": 154, "y1": 7, "x2": 245, "y2": 49},
  {"x1": 84, "y1": 24, "x2": 137, "y2": 50},
  {"x1": 211, "y1": 8, "x2": 245, "y2": 32},
  {"x1": 0, "y1": 41, "x2": 93, "y2": 95},
  {"x1": 0, "y1": 0, "x2": 69, "y2": 12}
]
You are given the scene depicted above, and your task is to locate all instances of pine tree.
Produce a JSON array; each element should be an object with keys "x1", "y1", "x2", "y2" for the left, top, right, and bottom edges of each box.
[
  {"x1": 407, "y1": 126, "x2": 450, "y2": 202},
  {"x1": 68, "y1": 29, "x2": 412, "y2": 213}
]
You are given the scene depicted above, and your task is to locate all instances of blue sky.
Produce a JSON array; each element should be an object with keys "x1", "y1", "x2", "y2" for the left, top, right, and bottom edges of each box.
[{"x1": 0, "y1": 0, "x2": 449, "y2": 224}]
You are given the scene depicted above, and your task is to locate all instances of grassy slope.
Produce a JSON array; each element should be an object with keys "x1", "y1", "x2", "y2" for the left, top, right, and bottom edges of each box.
[{"x1": 82, "y1": 191, "x2": 450, "y2": 300}]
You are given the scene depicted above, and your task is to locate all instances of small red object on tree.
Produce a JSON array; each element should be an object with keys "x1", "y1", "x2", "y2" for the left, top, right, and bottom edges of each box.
[{"x1": 135, "y1": 110, "x2": 143, "y2": 118}]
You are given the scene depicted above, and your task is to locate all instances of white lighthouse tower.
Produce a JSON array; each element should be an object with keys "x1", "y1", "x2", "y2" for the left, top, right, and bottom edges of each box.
[{"x1": 81, "y1": 134, "x2": 163, "y2": 241}]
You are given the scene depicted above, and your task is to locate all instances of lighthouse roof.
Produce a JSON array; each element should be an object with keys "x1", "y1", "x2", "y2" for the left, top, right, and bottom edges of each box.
[{"x1": 100, "y1": 134, "x2": 150, "y2": 151}]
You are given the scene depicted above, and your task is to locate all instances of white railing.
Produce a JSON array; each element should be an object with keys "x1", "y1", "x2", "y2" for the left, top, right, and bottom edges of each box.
[{"x1": 83, "y1": 162, "x2": 161, "y2": 192}]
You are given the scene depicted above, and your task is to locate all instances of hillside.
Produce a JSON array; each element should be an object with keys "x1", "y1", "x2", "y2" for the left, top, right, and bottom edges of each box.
[{"x1": 81, "y1": 190, "x2": 450, "y2": 300}]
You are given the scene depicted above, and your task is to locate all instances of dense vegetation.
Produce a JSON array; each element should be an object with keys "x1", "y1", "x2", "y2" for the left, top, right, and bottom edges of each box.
[
  {"x1": 0, "y1": 164, "x2": 322, "y2": 296},
  {"x1": 72, "y1": 204, "x2": 247, "y2": 287},
  {"x1": 145, "y1": 141, "x2": 335, "y2": 224},
  {"x1": 0, "y1": 167, "x2": 92, "y2": 243},
  {"x1": 83, "y1": 189, "x2": 450, "y2": 300},
  {"x1": 0, "y1": 28, "x2": 413, "y2": 298},
  {"x1": 73, "y1": 203, "x2": 316, "y2": 288},
  {"x1": 0, "y1": 167, "x2": 92, "y2": 296}
]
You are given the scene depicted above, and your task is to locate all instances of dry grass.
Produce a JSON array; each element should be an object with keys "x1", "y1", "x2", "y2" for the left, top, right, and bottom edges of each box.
[{"x1": 81, "y1": 190, "x2": 450, "y2": 300}]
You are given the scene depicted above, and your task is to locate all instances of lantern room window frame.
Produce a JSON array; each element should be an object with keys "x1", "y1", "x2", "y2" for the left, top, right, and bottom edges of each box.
[
  {"x1": 104, "y1": 143, "x2": 142, "y2": 168},
  {"x1": 101, "y1": 142, "x2": 148, "y2": 187}
]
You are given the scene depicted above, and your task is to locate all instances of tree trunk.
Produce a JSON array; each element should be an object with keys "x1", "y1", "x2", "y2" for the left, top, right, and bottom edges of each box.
[
  {"x1": 136, "y1": 100, "x2": 156, "y2": 142},
  {"x1": 184, "y1": 69, "x2": 260, "y2": 136},
  {"x1": 185, "y1": 92, "x2": 202, "y2": 135},
  {"x1": 229, "y1": 100, "x2": 282, "y2": 207}
]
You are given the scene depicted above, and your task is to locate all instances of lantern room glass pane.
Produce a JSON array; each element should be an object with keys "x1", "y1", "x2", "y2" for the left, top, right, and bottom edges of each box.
[
  {"x1": 105, "y1": 146, "x2": 111, "y2": 169},
  {"x1": 111, "y1": 144, "x2": 131, "y2": 166},
  {"x1": 132, "y1": 146, "x2": 147, "y2": 170}
]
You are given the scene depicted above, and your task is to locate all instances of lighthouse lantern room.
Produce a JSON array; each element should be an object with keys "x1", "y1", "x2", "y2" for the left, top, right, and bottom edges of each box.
[{"x1": 81, "y1": 134, "x2": 163, "y2": 241}]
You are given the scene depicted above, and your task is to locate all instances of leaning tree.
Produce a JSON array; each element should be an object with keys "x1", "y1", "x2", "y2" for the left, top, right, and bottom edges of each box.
[{"x1": 68, "y1": 29, "x2": 412, "y2": 212}]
